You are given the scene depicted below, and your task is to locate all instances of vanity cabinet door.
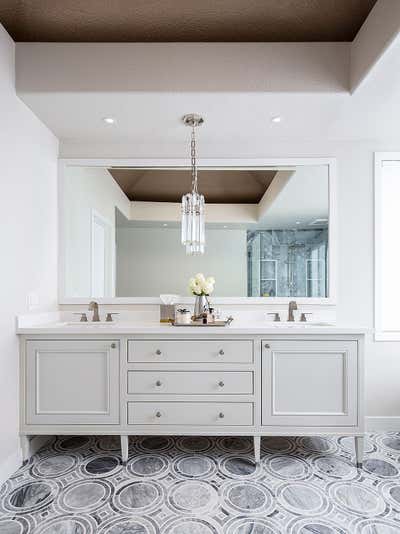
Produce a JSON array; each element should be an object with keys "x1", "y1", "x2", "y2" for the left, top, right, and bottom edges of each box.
[
  {"x1": 25, "y1": 340, "x2": 120, "y2": 425},
  {"x1": 262, "y1": 340, "x2": 358, "y2": 427}
]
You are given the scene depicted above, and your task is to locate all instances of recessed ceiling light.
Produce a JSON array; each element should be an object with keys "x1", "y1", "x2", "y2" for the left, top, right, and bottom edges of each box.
[
  {"x1": 103, "y1": 117, "x2": 115, "y2": 124},
  {"x1": 163, "y1": 223, "x2": 168, "y2": 227},
  {"x1": 271, "y1": 116, "x2": 281, "y2": 123}
]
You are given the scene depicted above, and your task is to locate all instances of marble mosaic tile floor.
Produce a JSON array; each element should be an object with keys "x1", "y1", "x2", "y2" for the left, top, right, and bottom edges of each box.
[{"x1": 1, "y1": 434, "x2": 400, "y2": 533}]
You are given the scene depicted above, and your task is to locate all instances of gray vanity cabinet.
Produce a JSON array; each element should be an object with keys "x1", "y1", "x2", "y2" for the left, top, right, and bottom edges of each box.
[
  {"x1": 262, "y1": 339, "x2": 359, "y2": 427},
  {"x1": 25, "y1": 340, "x2": 120, "y2": 425}
]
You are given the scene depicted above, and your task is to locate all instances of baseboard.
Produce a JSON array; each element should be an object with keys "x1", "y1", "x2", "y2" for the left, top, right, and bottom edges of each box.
[
  {"x1": 366, "y1": 416, "x2": 400, "y2": 432},
  {"x1": 0, "y1": 449, "x2": 22, "y2": 488}
]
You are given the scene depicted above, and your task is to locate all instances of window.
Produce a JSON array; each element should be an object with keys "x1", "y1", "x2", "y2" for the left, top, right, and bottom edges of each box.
[{"x1": 375, "y1": 153, "x2": 400, "y2": 340}]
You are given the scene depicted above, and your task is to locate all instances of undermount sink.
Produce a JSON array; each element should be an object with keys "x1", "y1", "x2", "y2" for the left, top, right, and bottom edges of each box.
[
  {"x1": 65, "y1": 321, "x2": 115, "y2": 326},
  {"x1": 267, "y1": 321, "x2": 334, "y2": 327}
]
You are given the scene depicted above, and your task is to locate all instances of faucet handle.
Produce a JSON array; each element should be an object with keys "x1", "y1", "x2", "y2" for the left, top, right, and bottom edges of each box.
[
  {"x1": 73, "y1": 312, "x2": 88, "y2": 322},
  {"x1": 267, "y1": 312, "x2": 281, "y2": 322},
  {"x1": 300, "y1": 313, "x2": 313, "y2": 322},
  {"x1": 105, "y1": 312, "x2": 119, "y2": 322}
]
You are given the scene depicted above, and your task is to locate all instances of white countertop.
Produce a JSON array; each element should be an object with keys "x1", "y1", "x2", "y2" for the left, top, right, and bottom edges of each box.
[{"x1": 16, "y1": 318, "x2": 368, "y2": 335}]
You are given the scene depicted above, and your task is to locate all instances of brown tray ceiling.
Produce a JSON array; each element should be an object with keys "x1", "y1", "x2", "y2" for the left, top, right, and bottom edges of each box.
[{"x1": 0, "y1": 0, "x2": 376, "y2": 42}]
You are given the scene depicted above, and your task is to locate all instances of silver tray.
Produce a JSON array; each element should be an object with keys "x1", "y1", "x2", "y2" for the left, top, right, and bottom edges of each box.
[{"x1": 172, "y1": 316, "x2": 233, "y2": 327}]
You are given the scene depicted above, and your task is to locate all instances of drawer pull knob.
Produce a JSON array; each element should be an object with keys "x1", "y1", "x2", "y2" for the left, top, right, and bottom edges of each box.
[
  {"x1": 111, "y1": 343, "x2": 116, "y2": 349},
  {"x1": 264, "y1": 344, "x2": 270, "y2": 349},
  {"x1": 156, "y1": 380, "x2": 162, "y2": 387},
  {"x1": 219, "y1": 412, "x2": 225, "y2": 418},
  {"x1": 218, "y1": 349, "x2": 225, "y2": 356},
  {"x1": 218, "y1": 381, "x2": 225, "y2": 387},
  {"x1": 156, "y1": 411, "x2": 162, "y2": 418},
  {"x1": 156, "y1": 349, "x2": 162, "y2": 355}
]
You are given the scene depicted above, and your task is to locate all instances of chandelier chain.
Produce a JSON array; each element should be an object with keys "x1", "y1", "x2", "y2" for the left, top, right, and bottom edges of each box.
[{"x1": 191, "y1": 125, "x2": 198, "y2": 193}]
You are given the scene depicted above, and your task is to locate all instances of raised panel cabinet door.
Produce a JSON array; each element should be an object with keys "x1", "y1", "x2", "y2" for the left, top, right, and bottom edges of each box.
[
  {"x1": 262, "y1": 340, "x2": 358, "y2": 426},
  {"x1": 25, "y1": 340, "x2": 120, "y2": 425}
]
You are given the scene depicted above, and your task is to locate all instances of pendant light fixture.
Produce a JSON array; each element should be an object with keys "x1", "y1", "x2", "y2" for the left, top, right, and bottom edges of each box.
[{"x1": 181, "y1": 113, "x2": 205, "y2": 255}]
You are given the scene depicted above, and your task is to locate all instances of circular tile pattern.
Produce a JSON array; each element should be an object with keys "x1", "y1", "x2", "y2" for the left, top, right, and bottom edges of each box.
[
  {"x1": 313, "y1": 456, "x2": 357, "y2": 480},
  {"x1": 58, "y1": 479, "x2": 112, "y2": 513},
  {"x1": 298, "y1": 437, "x2": 336, "y2": 454},
  {"x1": 98, "y1": 514, "x2": 158, "y2": 534},
  {"x1": 114, "y1": 480, "x2": 163, "y2": 514},
  {"x1": 219, "y1": 455, "x2": 262, "y2": 479},
  {"x1": 363, "y1": 458, "x2": 399, "y2": 478},
  {"x1": 176, "y1": 436, "x2": 213, "y2": 453},
  {"x1": 83, "y1": 455, "x2": 121, "y2": 476},
  {"x1": 262, "y1": 436, "x2": 295, "y2": 454},
  {"x1": 380, "y1": 435, "x2": 400, "y2": 452},
  {"x1": 136, "y1": 436, "x2": 174, "y2": 453},
  {"x1": 288, "y1": 517, "x2": 345, "y2": 534},
  {"x1": 35, "y1": 515, "x2": 96, "y2": 534},
  {"x1": 338, "y1": 436, "x2": 375, "y2": 455},
  {"x1": 5, "y1": 481, "x2": 57, "y2": 513},
  {"x1": 379, "y1": 481, "x2": 400, "y2": 509},
  {"x1": 221, "y1": 481, "x2": 274, "y2": 516},
  {"x1": 167, "y1": 480, "x2": 218, "y2": 514},
  {"x1": 32, "y1": 454, "x2": 77, "y2": 478},
  {"x1": 0, "y1": 517, "x2": 31, "y2": 534},
  {"x1": 278, "y1": 482, "x2": 329, "y2": 516},
  {"x1": 216, "y1": 437, "x2": 253, "y2": 454},
  {"x1": 172, "y1": 455, "x2": 217, "y2": 479},
  {"x1": 128, "y1": 454, "x2": 169, "y2": 479},
  {"x1": 350, "y1": 517, "x2": 400, "y2": 534},
  {"x1": 95, "y1": 436, "x2": 121, "y2": 452},
  {"x1": 161, "y1": 516, "x2": 221, "y2": 534},
  {"x1": 264, "y1": 455, "x2": 311, "y2": 480},
  {"x1": 329, "y1": 482, "x2": 386, "y2": 517},
  {"x1": 224, "y1": 516, "x2": 281, "y2": 534},
  {"x1": 55, "y1": 436, "x2": 91, "y2": 451}
]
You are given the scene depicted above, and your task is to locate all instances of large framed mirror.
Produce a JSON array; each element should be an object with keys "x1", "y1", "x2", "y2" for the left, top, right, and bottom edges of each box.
[{"x1": 59, "y1": 158, "x2": 336, "y2": 304}]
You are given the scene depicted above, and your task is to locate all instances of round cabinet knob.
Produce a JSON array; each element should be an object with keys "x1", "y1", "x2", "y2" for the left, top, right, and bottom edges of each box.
[
  {"x1": 156, "y1": 411, "x2": 162, "y2": 418},
  {"x1": 264, "y1": 344, "x2": 270, "y2": 349},
  {"x1": 111, "y1": 343, "x2": 116, "y2": 349},
  {"x1": 156, "y1": 380, "x2": 162, "y2": 387},
  {"x1": 218, "y1": 381, "x2": 225, "y2": 387},
  {"x1": 156, "y1": 349, "x2": 162, "y2": 355},
  {"x1": 219, "y1": 412, "x2": 225, "y2": 419},
  {"x1": 218, "y1": 349, "x2": 225, "y2": 356}
]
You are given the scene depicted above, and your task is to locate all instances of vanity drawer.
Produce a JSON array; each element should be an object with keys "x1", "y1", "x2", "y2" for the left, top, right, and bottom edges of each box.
[
  {"x1": 128, "y1": 340, "x2": 253, "y2": 363},
  {"x1": 127, "y1": 371, "x2": 253, "y2": 395},
  {"x1": 128, "y1": 402, "x2": 253, "y2": 426}
]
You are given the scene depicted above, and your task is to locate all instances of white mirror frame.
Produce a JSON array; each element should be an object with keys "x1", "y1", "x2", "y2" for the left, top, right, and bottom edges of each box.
[{"x1": 58, "y1": 157, "x2": 337, "y2": 305}]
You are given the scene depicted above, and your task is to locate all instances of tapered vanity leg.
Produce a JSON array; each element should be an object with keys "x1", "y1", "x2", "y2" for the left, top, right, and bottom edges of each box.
[
  {"x1": 20, "y1": 435, "x2": 30, "y2": 464},
  {"x1": 355, "y1": 435, "x2": 364, "y2": 468},
  {"x1": 254, "y1": 436, "x2": 261, "y2": 464},
  {"x1": 121, "y1": 435, "x2": 129, "y2": 465}
]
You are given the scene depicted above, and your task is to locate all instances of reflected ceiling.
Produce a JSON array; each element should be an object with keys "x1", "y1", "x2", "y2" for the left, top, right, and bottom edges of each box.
[{"x1": 109, "y1": 168, "x2": 277, "y2": 204}]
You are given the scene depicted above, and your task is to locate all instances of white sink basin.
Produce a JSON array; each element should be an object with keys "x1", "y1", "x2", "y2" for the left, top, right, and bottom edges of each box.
[{"x1": 267, "y1": 322, "x2": 333, "y2": 327}]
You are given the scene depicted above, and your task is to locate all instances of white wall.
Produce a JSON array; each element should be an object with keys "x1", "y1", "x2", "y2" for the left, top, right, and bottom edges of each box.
[
  {"x1": 0, "y1": 24, "x2": 59, "y2": 482},
  {"x1": 59, "y1": 137, "x2": 400, "y2": 424},
  {"x1": 116, "y1": 227, "x2": 247, "y2": 297},
  {"x1": 63, "y1": 166, "x2": 130, "y2": 297}
]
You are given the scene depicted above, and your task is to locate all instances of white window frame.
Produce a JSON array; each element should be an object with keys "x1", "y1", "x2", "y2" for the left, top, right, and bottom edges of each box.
[{"x1": 374, "y1": 152, "x2": 400, "y2": 340}]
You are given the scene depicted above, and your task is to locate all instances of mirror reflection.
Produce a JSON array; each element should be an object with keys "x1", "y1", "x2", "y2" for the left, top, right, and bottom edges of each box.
[{"x1": 62, "y1": 165, "x2": 329, "y2": 298}]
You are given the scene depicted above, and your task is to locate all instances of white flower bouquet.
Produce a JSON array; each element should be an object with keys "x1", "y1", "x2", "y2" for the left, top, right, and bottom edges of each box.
[{"x1": 189, "y1": 273, "x2": 215, "y2": 296}]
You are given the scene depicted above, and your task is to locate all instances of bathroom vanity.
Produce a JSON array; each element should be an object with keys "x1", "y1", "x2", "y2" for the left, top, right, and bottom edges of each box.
[{"x1": 18, "y1": 321, "x2": 365, "y2": 466}]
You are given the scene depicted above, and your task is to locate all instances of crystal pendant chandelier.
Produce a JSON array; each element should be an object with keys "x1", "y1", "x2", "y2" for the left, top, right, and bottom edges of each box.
[{"x1": 181, "y1": 113, "x2": 205, "y2": 255}]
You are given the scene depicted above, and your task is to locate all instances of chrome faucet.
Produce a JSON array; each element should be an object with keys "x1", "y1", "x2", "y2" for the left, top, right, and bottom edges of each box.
[
  {"x1": 88, "y1": 301, "x2": 100, "y2": 322},
  {"x1": 287, "y1": 301, "x2": 298, "y2": 322}
]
